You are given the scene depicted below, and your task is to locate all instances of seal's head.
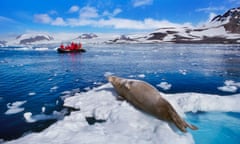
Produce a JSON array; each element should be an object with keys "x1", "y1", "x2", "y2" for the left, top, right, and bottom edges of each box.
[
  {"x1": 107, "y1": 76, "x2": 130, "y2": 97},
  {"x1": 107, "y1": 76, "x2": 125, "y2": 88}
]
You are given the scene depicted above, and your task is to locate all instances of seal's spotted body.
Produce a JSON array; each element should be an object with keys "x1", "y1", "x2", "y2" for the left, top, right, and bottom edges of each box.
[{"x1": 108, "y1": 76, "x2": 198, "y2": 132}]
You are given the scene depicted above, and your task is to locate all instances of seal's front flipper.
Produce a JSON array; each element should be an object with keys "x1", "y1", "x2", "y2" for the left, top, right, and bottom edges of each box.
[{"x1": 117, "y1": 96, "x2": 125, "y2": 101}]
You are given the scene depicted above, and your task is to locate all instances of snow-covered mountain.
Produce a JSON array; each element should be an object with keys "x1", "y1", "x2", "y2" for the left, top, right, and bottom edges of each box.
[
  {"x1": 1, "y1": 7, "x2": 240, "y2": 45},
  {"x1": 107, "y1": 34, "x2": 139, "y2": 43},
  {"x1": 15, "y1": 33, "x2": 54, "y2": 45},
  {"x1": 0, "y1": 40, "x2": 7, "y2": 47},
  {"x1": 109, "y1": 7, "x2": 240, "y2": 44},
  {"x1": 211, "y1": 7, "x2": 240, "y2": 34}
]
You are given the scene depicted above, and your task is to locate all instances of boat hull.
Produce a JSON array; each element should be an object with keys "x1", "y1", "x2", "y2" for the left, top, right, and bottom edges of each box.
[{"x1": 57, "y1": 48, "x2": 86, "y2": 53}]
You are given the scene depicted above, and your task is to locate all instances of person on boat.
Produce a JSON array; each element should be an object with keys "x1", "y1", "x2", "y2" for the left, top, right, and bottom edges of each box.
[
  {"x1": 78, "y1": 43, "x2": 82, "y2": 49},
  {"x1": 69, "y1": 42, "x2": 73, "y2": 50},
  {"x1": 66, "y1": 45, "x2": 71, "y2": 50},
  {"x1": 60, "y1": 43, "x2": 65, "y2": 49},
  {"x1": 73, "y1": 43, "x2": 78, "y2": 50}
]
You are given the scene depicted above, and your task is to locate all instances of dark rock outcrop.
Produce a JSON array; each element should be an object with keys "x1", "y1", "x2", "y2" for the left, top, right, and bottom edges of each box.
[
  {"x1": 0, "y1": 40, "x2": 7, "y2": 46},
  {"x1": 147, "y1": 7, "x2": 240, "y2": 43},
  {"x1": 78, "y1": 33, "x2": 98, "y2": 39},
  {"x1": 16, "y1": 34, "x2": 54, "y2": 44},
  {"x1": 211, "y1": 7, "x2": 240, "y2": 33}
]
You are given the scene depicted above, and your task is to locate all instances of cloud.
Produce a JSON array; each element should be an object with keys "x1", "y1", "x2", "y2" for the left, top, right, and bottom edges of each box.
[
  {"x1": 208, "y1": 12, "x2": 217, "y2": 22},
  {"x1": 69, "y1": 5, "x2": 80, "y2": 13},
  {"x1": 34, "y1": 13, "x2": 191, "y2": 30},
  {"x1": 49, "y1": 10, "x2": 58, "y2": 15},
  {"x1": 113, "y1": 8, "x2": 122, "y2": 16},
  {"x1": 196, "y1": 12, "x2": 217, "y2": 27},
  {"x1": 0, "y1": 16, "x2": 17, "y2": 23},
  {"x1": 33, "y1": 5, "x2": 193, "y2": 30},
  {"x1": 228, "y1": 0, "x2": 240, "y2": 4},
  {"x1": 34, "y1": 14, "x2": 66, "y2": 26},
  {"x1": 65, "y1": 17, "x2": 192, "y2": 30},
  {"x1": 103, "y1": 8, "x2": 122, "y2": 17},
  {"x1": 132, "y1": 0, "x2": 153, "y2": 7},
  {"x1": 52, "y1": 17, "x2": 66, "y2": 26},
  {"x1": 196, "y1": 6, "x2": 225, "y2": 13},
  {"x1": 34, "y1": 14, "x2": 52, "y2": 24},
  {"x1": 79, "y1": 6, "x2": 99, "y2": 19}
]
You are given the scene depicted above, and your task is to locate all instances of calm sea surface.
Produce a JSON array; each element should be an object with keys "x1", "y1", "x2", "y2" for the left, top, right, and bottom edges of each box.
[{"x1": 0, "y1": 44, "x2": 240, "y2": 143}]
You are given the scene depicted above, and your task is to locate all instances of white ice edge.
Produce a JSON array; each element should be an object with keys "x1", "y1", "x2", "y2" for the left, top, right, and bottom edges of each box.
[{"x1": 5, "y1": 83, "x2": 240, "y2": 144}]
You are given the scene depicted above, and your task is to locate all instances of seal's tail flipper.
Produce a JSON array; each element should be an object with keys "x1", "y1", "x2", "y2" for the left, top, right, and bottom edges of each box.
[{"x1": 168, "y1": 105, "x2": 198, "y2": 132}]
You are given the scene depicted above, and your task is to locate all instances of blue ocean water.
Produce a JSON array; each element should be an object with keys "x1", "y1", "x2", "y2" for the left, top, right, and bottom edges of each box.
[{"x1": 0, "y1": 44, "x2": 240, "y2": 143}]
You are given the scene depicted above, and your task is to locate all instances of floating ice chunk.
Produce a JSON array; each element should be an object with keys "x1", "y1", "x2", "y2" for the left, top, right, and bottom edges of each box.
[
  {"x1": 179, "y1": 69, "x2": 187, "y2": 75},
  {"x1": 104, "y1": 71, "x2": 114, "y2": 77},
  {"x1": 157, "y1": 82, "x2": 172, "y2": 90},
  {"x1": 137, "y1": 74, "x2": 145, "y2": 78},
  {"x1": 128, "y1": 75, "x2": 136, "y2": 78},
  {"x1": 24, "y1": 111, "x2": 64, "y2": 123},
  {"x1": 61, "y1": 91, "x2": 71, "y2": 95},
  {"x1": 84, "y1": 87, "x2": 91, "y2": 91},
  {"x1": 5, "y1": 101, "x2": 26, "y2": 115},
  {"x1": 50, "y1": 86, "x2": 58, "y2": 92},
  {"x1": 224, "y1": 80, "x2": 240, "y2": 87},
  {"x1": 217, "y1": 80, "x2": 239, "y2": 93},
  {"x1": 34, "y1": 47, "x2": 49, "y2": 51},
  {"x1": 24, "y1": 112, "x2": 36, "y2": 123},
  {"x1": 28, "y1": 92, "x2": 36, "y2": 96},
  {"x1": 42, "y1": 107, "x2": 46, "y2": 113},
  {"x1": 218, "y1": 85, "x2": 237, "y2": 93},
  {"x1": 165, "y1": 92, "x2": 240, "y2": 113},
  {"x1": 93, "y1": 81, "x2": 103, "y2": 86},
  {"x1": 50, "y1": 86, "x2": 58, "y2": 90}
]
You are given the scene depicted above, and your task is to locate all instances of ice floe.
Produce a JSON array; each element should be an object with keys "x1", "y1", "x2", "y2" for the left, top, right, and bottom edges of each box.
[
  {"x1": 50, "y1": 86, "x2": 58, "y2": 92},
  {"x1": 28, "y1": 92, "x2": 36, "y2": 96},
  {"x1": 137, "y1": 74, "x2": 146, "y2": 78},
  {"x1": 217, "y1": 80, "x2": 240, "y2": 93},
  {"x1": 23, "y1": 111, "x2": 65, "y2": 123},
  {"x1": 157, "y1": 82, "x2": 172, "y2": 90},
  {"x1": 5, "y1": 101, "x2": 26, "y2": 115},
  {"x1": 5, "y1": 83, "x2": 240, "y2": 144}
]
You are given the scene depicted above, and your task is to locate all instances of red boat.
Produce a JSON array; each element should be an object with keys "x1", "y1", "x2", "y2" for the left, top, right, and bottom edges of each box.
[{"x1": 57, "y1": 42, "x2": 86, "y2": 53}]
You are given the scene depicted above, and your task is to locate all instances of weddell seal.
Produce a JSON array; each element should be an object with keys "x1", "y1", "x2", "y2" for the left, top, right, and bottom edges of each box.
[{"x1": 107, "y1": 75, "x2": 198, "y2": 132}]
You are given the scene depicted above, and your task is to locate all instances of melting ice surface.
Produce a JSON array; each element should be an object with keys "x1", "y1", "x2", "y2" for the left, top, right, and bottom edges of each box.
[{"x1": 0, "y1": 44, "x2": 240, "y2": 144}]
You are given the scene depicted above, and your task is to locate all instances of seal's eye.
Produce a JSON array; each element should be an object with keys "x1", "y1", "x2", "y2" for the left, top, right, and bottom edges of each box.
[{"x1": 124, "y1": 81, "x2": 134, "y2": 90}]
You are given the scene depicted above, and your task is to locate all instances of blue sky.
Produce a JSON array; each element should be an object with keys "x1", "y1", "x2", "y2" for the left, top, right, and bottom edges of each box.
[{"x1": 0, "y1": 0, "x2": 239, "y2": 34}]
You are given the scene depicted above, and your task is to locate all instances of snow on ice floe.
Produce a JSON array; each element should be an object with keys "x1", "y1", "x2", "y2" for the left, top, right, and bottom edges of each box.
[
  {"x1": 5, "y1": 101, "x2": 26, "y2": 115},
  {"x1": 6, "y1": 83, "x2": 193, "y2": 144},
  {"x1": 6, "y1": 83, "x2": 240, "y2": 144},
  {"x1": 217, "y1": 80, "x2": 240, "y2": 93}
]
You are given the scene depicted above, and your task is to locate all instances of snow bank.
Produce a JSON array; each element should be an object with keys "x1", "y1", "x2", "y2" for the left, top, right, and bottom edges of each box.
[{"x1": 5, "y1": 83, "x2": 240, "y2": 144}]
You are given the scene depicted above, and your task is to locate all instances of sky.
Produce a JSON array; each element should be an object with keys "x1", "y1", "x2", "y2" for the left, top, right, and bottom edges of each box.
[{"x1": 0, "y1": 0, "x2": 239, "y2": 35}]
